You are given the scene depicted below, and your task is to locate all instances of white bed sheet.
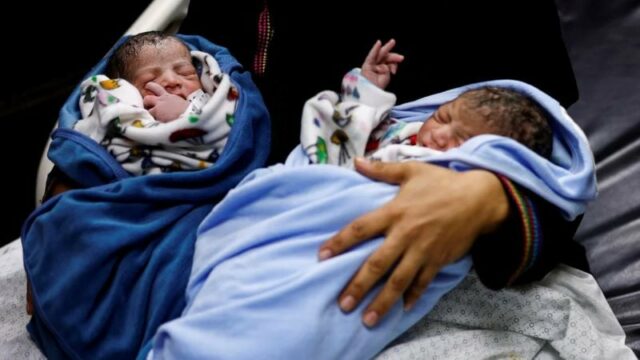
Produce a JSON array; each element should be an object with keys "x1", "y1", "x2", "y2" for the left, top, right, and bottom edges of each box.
[
  {"x1": 0, "y1": 239, "x2": 44, "y2": 360},
  {"x1": 2, "y1": 238, "x2": 634, "y2": 360},
  {"x1": 377, "y1": 264, "x2": 635, "y2": 359}
]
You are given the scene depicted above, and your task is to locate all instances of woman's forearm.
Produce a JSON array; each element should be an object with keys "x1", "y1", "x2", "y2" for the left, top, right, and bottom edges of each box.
[{"x1": 472, "y1": 176, "x2": 580, "y2": 289}]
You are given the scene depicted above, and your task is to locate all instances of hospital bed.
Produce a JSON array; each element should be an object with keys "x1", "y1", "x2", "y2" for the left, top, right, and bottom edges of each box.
[{"x1": 1, "y1": 0, "x2": 638, "y2": 358}]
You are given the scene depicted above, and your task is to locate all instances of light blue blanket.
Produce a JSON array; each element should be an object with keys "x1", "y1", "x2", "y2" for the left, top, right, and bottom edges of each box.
[{"x1": 147, "y1": 80, "x2": 596, "y2": 359}]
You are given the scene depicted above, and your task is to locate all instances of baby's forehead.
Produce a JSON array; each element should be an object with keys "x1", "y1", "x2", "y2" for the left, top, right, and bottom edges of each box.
[
  {"x1": 139, "y1": 39, "x2": 189, "y2": 57},
  {"x1": 451, "y1": 94, "x2": 492, "y2": 116},
  {"x1": 132, "y1": 40, "x2": 192, "y2": 68},
  {"x1": 435, "y1": 96, "x2": 493, "y2": 129},
  {"x1": 437, "y1": 96, "x2": 466, "y2": 112}
]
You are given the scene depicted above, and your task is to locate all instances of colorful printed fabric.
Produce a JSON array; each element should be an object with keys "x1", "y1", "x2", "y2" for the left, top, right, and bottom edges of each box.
[
  {"x1": 74, "y1": 50, "x2": 236, "y2": 175},
  {"x1": 301, "y1": 68, "x2": 440, "y2": 167}
]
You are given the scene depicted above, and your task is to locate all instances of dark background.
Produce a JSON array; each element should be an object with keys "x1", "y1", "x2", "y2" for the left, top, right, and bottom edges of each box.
[
  {"x1": 555, "y1": 0, "x2": 640, "y2": 352},
  {"x1": 2, "y1": 1, "x2": 149, "y2": 246}
]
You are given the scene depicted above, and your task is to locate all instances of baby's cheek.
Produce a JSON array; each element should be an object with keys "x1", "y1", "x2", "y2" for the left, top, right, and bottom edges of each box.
[{"x1": 190, "y1": 81, "x2": 204, "y2": 94}]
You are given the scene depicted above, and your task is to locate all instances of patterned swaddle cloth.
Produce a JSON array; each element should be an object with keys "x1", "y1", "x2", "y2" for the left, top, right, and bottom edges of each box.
[{"x1": 74, "y1": 51, "x2": 238, "y2": 175}]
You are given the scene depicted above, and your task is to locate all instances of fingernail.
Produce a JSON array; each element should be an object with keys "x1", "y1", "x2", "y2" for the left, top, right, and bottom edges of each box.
[
  {"x1": 318, "y1": 248, "x2": 333, "y2": 261},
  {"x1": 363, "y1": 311, "x2": 379, "y2": 327},
  {"x1": 339, "y1": 295, "x2": 356, "y2": 312}
]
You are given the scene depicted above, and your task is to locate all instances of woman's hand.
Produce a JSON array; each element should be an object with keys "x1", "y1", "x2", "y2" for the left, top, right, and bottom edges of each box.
[{"x1": 318, "y1": 158, "x2": 509, "y2": 327}]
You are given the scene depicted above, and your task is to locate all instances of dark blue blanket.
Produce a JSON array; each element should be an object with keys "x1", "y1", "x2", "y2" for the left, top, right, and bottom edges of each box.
[{"x1": 21, "y1": 35, "x2": 270, "y2": 359}]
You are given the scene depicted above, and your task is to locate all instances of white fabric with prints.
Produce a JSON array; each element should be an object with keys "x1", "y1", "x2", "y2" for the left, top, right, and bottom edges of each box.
[
  {"x1": 301, "y1": 69, "x2": 445, "y2": 167},
  {"x1": 74, "y1": 50, "x2": 237, "y2": 175}
]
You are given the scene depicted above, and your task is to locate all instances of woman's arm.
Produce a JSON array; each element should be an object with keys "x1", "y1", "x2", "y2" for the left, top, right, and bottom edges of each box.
[
  {"x1": 319, "y1": 158, "x2": 578, "y2": 327},
  {"x1": 319, "y1": 158, "x2": 508, "y2": 326},
  {"x1": 472, "y1": 176, "x2": 585, "y2": 289}
]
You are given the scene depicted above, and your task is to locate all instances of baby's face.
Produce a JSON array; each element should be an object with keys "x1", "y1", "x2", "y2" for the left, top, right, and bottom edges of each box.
[
  {"x1": 416, "y1": 97, "x2": 495, "y2": 150},
  {"x1": 130, "y1": 39, "x2": 202, "y2": 100}
]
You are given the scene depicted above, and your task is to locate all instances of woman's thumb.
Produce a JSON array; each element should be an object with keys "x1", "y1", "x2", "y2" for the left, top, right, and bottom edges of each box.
[{"x1": 353, "y1": 157, "x2": 409, "y2": 184}]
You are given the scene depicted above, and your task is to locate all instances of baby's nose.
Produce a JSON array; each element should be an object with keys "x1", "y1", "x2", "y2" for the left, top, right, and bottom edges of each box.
[
  {"x1": 160, "y1": 74, "x2": 181, "y2": 91},
  {"x1": 432, "y1": 128, "x2": 451, "y2": 149},
  {"x1": 164, "y1": 82, "x2": 180, "y2": 92}
]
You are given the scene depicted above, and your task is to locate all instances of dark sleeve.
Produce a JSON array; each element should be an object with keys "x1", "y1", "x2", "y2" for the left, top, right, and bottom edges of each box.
[{"x1": 471, "y1": 176, "x2": 588, "y2": 290}]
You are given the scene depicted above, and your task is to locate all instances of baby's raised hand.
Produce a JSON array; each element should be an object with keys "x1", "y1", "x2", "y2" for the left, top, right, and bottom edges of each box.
[
  {"x1": 361, "y1": 39, "x2": 405, "y2": 89},
  {"x1": 143, "y1": 82, "x2": 190, "y2": 123}
]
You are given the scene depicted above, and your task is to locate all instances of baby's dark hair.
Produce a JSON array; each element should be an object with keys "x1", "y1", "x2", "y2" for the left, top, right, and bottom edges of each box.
[
  {"x1": 105, "y1": 31, "x2": 188, "y2": 81},
  {"x1": 460, "y1": 87, "x2": 553, "y2": 158}
]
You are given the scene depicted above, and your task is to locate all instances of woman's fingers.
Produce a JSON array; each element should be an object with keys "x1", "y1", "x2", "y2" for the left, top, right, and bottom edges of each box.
[
  {"x1": 337, "y1": 235, "x2": 406, "y2": 316},
  {"x1": 327, "y1": 162, "x2": 510, "y2": 328},
  {"x1": 360, "y1": 241, "x2": 424, "y2": 326},
  {"x1": 319, "y1": 204, "x2": 391, "y2": 260},
  {"x1": 354, "y1": 157, "x2": 413, "y2": 184},
  {"x1": 403, "y1": 264, "x2": 438, "y2": 311}
]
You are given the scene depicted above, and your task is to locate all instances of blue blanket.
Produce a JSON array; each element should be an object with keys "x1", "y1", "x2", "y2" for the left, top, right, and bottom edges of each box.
[
  {"x1": 148, "y1": 166, "x2": 472, "y2": 360},
  {"x1": 147, "y1": 81, "x2": 596, "y2": 359},
  {"x1": 21, "y1": 35, "x2": 270, "y2": 360}
]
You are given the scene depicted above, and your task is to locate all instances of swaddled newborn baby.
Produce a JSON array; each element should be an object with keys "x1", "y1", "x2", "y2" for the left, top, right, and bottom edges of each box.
[
  {"x1": 75, "y1": 31, "x2": 238, "y2": 175},
  {"x1": 302, "y1": 40, "x2": 553, "y2": 168}
]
